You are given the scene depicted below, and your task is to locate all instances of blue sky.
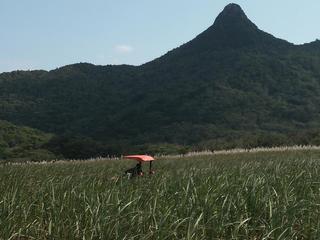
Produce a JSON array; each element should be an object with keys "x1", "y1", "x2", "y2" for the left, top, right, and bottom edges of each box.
[{"x1": 1, "y1": 0, "x2": 319, "y2": 73}]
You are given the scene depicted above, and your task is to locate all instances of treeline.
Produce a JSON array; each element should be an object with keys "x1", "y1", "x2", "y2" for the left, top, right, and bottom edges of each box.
[
  {"x1": 44, "y1": 130, "x2": 320, "y2": 160},
  {"x1": 2, "y1": 128, "x2": 320, "y2": 162}
]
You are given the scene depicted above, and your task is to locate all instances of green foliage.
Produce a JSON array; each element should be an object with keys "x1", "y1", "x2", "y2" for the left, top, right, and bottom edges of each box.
[
  {"x1": 46, "y1": 135, "x2": 121, "y2": 159},
  {"x1": 2, "y1": 150, "x2": 320, "y2": 238},
  {"x1": 134, "y1": 143, "x2": 190, "y2": 156},
  {"x1": 0, "y1": 120, "x2": 55, "y2": 161}
]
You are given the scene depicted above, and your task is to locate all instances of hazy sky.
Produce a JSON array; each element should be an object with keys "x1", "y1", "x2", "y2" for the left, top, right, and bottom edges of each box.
[{"x1": 1, "y1": 0, "x2": 319, "y2": 73}]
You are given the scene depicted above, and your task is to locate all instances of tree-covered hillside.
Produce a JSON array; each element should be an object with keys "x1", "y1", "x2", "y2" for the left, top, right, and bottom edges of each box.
[
  {"x1": 1, "y1": 4, "x2": 320, "y2": 158},
  {"x1": 0, "y1": 120, "x2": 55, "y2": 161}
]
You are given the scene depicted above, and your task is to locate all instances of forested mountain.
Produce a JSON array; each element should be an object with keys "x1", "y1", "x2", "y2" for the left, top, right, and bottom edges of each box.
[
  {"x1": 1, "y1": 3, "x2": 320, "y2": 159},
  {"x1": 0, "y1": 120, "x2": 54, "y2": 160}
]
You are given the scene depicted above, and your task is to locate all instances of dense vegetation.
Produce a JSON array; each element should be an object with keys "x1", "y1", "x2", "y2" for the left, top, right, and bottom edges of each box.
[
  {"x1": 2, "y1": 149, "x2": 320, "y2": 239},
  {"x1": 1, "y1": 4, "x2": 320, "y2": 159},
  {"x1": 0, "y1": 120, "x2": 55, "y2": 161}
]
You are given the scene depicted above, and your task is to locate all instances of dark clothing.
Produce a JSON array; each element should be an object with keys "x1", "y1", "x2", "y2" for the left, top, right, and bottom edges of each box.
[{"x1": 125, "y1": 163, "x2": 143, "y2": 177}]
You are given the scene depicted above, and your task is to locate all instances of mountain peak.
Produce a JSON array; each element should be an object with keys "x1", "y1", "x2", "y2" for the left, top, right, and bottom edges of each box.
[
  {"x1": 213, "y1": 3, "x2": 255, "y2": 29},
  {"x1": 163, "y1": 3, "x2": 291, "y2": 54},
  {"x1": 222, "y1": 3, "x2": 245, "y2": 15}
]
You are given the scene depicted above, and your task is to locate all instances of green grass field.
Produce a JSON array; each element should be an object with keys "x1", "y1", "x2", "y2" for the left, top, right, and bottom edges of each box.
[{"x1": 2, "y1": 149, "x2": 320, "y2": 239}]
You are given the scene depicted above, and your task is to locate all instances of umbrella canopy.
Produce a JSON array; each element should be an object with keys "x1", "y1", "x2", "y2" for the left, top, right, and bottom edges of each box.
[{"x1": 124, "y1": 155, "x2": 155, "y2": 162}]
